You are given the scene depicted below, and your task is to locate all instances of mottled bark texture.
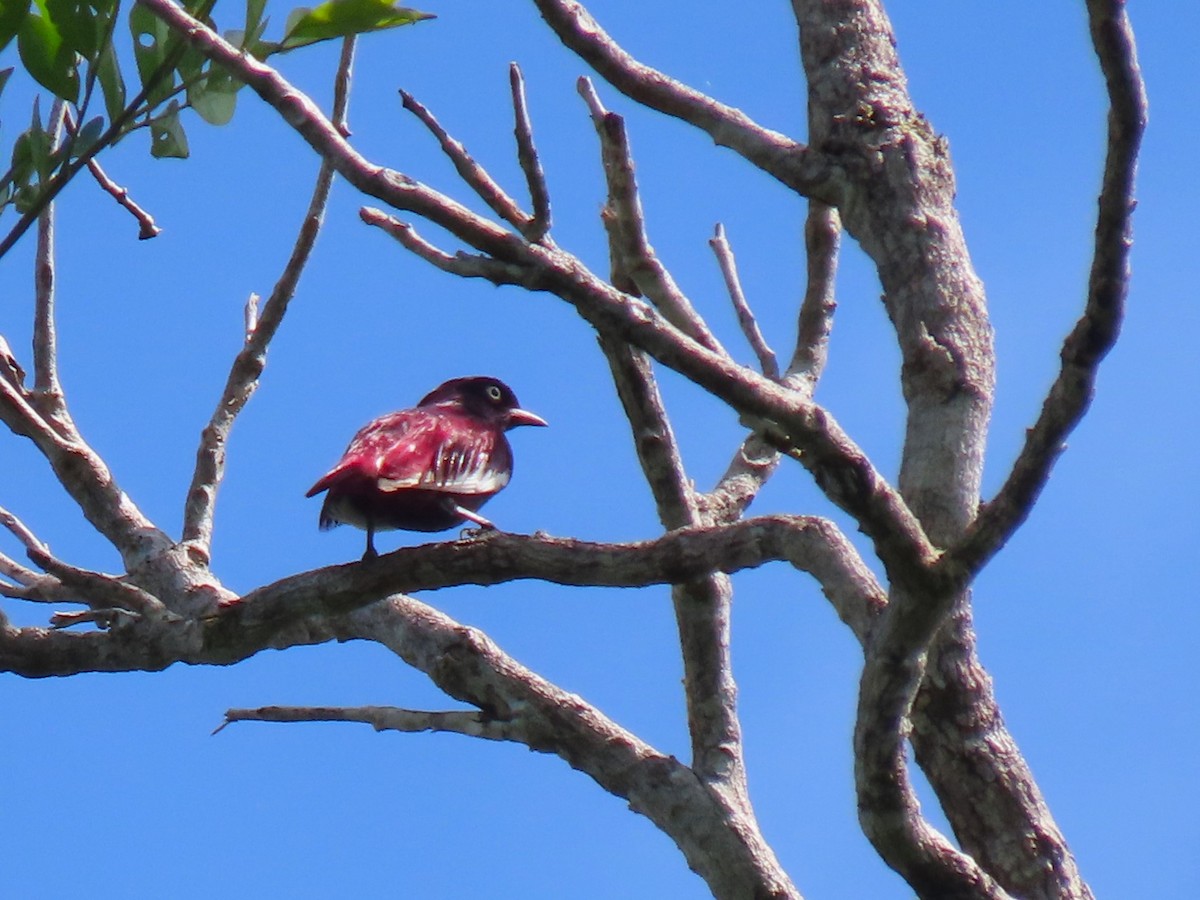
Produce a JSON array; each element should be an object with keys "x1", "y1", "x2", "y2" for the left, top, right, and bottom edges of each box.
[{"x1": 0, "y1": 0, "x2": 1144, "y2": 897}]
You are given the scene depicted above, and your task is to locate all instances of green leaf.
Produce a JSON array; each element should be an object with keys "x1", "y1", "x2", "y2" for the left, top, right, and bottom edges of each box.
[
  {"x1": 0, "y1": 67, "x2": 14, "y2": 99},
  {"x1": 281, "y1": 0, "x2": 434, "y2": 51},
  {"x1": 46, "y1": 0, "x2": 99, "y2": 58},
  {"x1": 17, "y1": 5, "x2": 81, "y2": 102},
  {"x1": 128, "y1": 5, "x2": 175, "y2": 106},
  {"x1": 71, "y1": 115, "x2": 104, "y2": 156},
  {"x1": 188, "y1": 68, "x2": 240, "y2": 126},
  {"x1": 148, "y1": 100, "x2": 189, "y2": 158},
  {"x1": 95, "y1": 40, "x2": 126, "y2": 123},
  {"x1": 0, "y1": 2, "x2": 30, "y2": 53}
]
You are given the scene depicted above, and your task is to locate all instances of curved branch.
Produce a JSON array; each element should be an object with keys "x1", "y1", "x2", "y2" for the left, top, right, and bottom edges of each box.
[
  {"x1": 945, "y1": 0, "x2": 1147, "y2": 579},
  {"x1": 531, "y1": 0, "x2": 824, "y2": 197},
  {"x1": 337, "y1": 596, "x2": 801, "y2": 898}
]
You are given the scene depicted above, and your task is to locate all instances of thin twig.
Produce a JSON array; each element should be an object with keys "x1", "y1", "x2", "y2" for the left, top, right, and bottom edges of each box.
[
  {"x1": 215, "y1": 705, "x2": 507, "y2": 739},
  {"x1": 400, "y1": 90, "x2": 532, "y2": 233},
  {"x1": 508, "y1": 63, "x2": 552, "y2": 242},
  {"x1": 63, "y1": 108, "x2": 162, "y2": 240},
  {"x1": 784, "y1": 201, "x2": 840, "y2": 395},
  {"x1": 0, "y1": 505, "x2": 50, "y2": 555},
  {"x1": 32, "y1": 102, "x2": 71, "y2": 430},
  {"x1": 180, "y1": 41, "x2": 358, "y2": 560},
  {"x1": 28, "y1": 546, "x2": 167, "y2": 618},
  {"x1": 579, "y1": 78, "x2": 727, "y2": 357},
  {"x1": 359, "y1": 208, "x2": 528, "y2": 284},
  {"x1": 332, "y1": 37, "x2": 356, "y2": 136},
  {"x1": 709, "y1": 224, "x2": 779, "y2": 379},
  {"x1": 0, "y1": 334, "x2": 26, "y2": 388}
]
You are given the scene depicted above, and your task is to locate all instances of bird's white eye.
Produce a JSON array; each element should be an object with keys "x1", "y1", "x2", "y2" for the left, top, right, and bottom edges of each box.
[{"x1": 486, "y1": 385, "x2": 503, "y2": 402}]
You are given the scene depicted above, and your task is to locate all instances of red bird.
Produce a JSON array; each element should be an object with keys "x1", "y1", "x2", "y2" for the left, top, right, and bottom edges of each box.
[{"x1": 306, "y1": 376, "x2": 547, "y2": 559}]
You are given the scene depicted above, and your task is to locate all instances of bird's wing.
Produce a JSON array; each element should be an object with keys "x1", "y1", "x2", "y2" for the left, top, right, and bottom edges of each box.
[
  {"x1": 305, "y1": 411, "x2": 421, "y2": 497},
  {"x1": 377, "y1": 417, "x2": 510, "y2": 496}
]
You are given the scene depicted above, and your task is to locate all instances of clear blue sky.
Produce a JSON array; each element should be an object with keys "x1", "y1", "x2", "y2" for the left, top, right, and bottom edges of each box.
[{"x1": 1, "y1": 2, "x2": 1196, "y2": 897}]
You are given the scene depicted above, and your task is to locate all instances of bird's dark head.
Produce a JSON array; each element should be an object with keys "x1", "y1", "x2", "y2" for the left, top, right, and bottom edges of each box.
[{"x1": 418, "y1": 376, "x2": 548, "y2": 430}]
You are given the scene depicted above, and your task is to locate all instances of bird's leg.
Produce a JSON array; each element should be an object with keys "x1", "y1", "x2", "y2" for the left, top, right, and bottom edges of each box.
[
  {"x1": 453, "y1": 504, "x2": 497, "y2": 530},
  {"x1": 362, "y1": 520, "x2": 379, "y2": 561}
]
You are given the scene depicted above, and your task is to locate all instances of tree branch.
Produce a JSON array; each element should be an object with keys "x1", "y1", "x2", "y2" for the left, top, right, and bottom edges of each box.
[
  {"x1": 64, "y1": 108, "x2": 161, "y2": 240},
  {"x1": 945, "y1": 0, "x2": 1147, "y2": 580},
  {"x1": 509, "y1": 63, "x2": 552, "y2": 242},
  {"x1": 531, "y1": 0, "x2": 824, "y2": 197},
  {"x1": 137, "y1": 0, "x2": 936, "y2": 588},
  {"x1": 710, "y1": 224, "x2": 779, "y2": 379},
  {"x1": 336, "y1": 595, "x2": 800, "y2": 899},
  {"x1": 579, "y1": 78, "x2": 728, "y2": 356},
  {"x1": 217, "y1": 704, "x2": 508, "y2": 739},
  {"x1": 180, "y1": 40, "x2": 357, "y2": 561},
  {"x1": 785, "y1": 201, "x2": 839, "y2": 393},
  {"x1": 400, "y1": 88, "x2": 534, "y2": 234}
]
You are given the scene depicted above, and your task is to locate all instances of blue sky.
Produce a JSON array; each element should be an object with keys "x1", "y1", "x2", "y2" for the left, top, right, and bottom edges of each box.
[{"x1": 1, "y1": 1, "x2": 1196, "y2": 897}]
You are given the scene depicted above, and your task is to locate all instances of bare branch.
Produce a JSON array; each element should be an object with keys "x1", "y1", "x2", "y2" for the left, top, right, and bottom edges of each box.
[
  {"x1": 0, "y1": 504, "x2": 50, "y2": 556},
  {"x1": 579, "y1": 78, "x2": 728, "y2": 357},
  {"x1": 338, "y1": 595, "x2": 799, "y2": 898},
  {"x1": 599, "y1": 337, "x2": 751, "y2": 786},
  {"x1": 0, "y1": 334, "x2": 26, "y2": 388},
  {"x1": 946, "y1": 0, "x2": 1147, "y2": 580},
  {"x1": 206, "y1": 517, "x2": 886, "y2": 653},
  {"x1": 31, "y1": 102, "x2": 73, "y2": 429},
  {"x1": 27, "y1": 547, "x2": 167, "y2": 619},
  {"x1": 400, "y1": 89, "x2": 532, "y2": 233},
  {"x1": 360, "y1": 209, "x2": 528, "y2": 284},
  {"x1": 140, "y1": 0, "x2": 934, "y2": 583},
  {"x1": 217, "y1": 705, "x2": 507, "y2": 739},
  {"x1": 332, "y1": 36, "x2": 356, "y2": 136},
  {"x1": 509, "y1": 63, "x2": 552, "y2": 242},
  {"x1": 64, "y1": 109, "x2": 161, "y2": 240},
  {"x1": 180, "y1": 42, "x2": 358, "y2": 560},
  {"x1": 785, "y1": 201, "x2": 840, "y2": 394},
  {"x1": 710, "y1": 224, "x2": 779, "y2": 379},
  {"x1": 0, "y1": 375, "x2": 167, "y2": 567},
  {"x1": 532, "y1": 0, "x2": 822, "y2": 196}
]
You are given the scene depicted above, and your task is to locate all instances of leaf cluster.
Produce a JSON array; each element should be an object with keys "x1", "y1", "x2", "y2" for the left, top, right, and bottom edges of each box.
[{"x1": 0, "y1": 0, "x2": 432, "y2": 236}]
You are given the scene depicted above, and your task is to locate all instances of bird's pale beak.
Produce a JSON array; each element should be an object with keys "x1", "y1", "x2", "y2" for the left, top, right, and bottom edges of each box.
[{"x1": 508, "y1": 408, "x2": 548, "y2": 428}]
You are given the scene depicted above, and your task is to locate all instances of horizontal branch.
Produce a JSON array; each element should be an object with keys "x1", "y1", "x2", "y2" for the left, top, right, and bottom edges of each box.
[
  {"x1": 218, "y1": 704, "x2": 508, "y2": 739},
  {"x1": 2, "y1": 515, "x2": 884, "y2": 677}
]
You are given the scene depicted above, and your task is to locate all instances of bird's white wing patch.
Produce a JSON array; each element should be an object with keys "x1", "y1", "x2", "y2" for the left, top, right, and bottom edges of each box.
[{"x1": 377, "y1": 440, "x2": 509, "y2": 494}]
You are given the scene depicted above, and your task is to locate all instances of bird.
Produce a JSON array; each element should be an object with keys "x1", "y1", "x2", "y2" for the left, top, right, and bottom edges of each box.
[{"x1": 306, "y1": 376, "x2": 547, "y2": 560}]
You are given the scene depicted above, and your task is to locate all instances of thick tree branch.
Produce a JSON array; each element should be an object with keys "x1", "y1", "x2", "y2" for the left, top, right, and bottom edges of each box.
[
  {"x1": 0, "y1": 516, "x2": 884, "y2": 677},
  {"x1": 336, "y1": 595, "x2": 800, "y2": 899}
]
